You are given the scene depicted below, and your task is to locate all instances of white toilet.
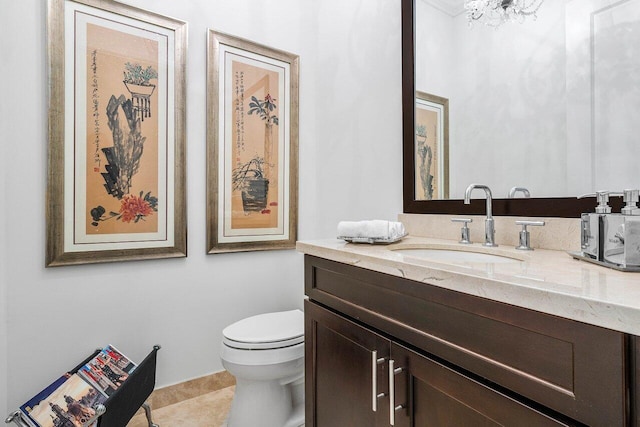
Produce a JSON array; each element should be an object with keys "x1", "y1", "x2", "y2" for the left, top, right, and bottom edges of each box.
[{"x1": 220, "y1": 309, "x2": 305, "y2": 427}]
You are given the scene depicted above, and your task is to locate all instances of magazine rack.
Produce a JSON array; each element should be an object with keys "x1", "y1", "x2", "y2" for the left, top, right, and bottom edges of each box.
[{"x1": 5, "y1": 345, "x2": 161, "y2": 427}]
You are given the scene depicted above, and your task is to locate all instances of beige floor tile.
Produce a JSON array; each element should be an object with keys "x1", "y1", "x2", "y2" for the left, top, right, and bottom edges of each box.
[{"x1": 127, "y1": 386, "x2": 234, "y2": 427}]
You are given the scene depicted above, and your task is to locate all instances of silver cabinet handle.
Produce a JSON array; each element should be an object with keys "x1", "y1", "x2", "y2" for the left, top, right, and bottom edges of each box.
[
  {"x1": 389, "y1": 359, "x2": 404, "y2": 425},
  {"x1": 372, "y1": 351, "x2": 385, "y2": 412}
]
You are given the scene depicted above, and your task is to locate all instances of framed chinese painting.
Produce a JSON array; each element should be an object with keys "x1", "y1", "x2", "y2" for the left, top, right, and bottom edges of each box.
[
  {"x1": 46, "y1": 0, "x2": 187, "y2": 266},
  {"x1": 207, "y1": 31, "x2": 299, "y2": 253},
  {"x1": 414, "y1": 91, "x2": 449, "y2": 201}
]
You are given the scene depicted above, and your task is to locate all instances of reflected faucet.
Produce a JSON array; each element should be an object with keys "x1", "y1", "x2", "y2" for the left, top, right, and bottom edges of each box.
[
  {"x1": 464, "y1": 184, "x2": 497, "y2": 247},
  {"x1": 508, "y1": 187, "x2": 531, "y2": 198}
]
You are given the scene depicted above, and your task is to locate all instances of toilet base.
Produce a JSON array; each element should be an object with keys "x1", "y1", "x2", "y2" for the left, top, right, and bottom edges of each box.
[
  {"x1": 283, "y1": 402, "x2": 304, "y2": 427},
  {"x1": 225, "y1": 377, "x2": 304, "y2": 427}
]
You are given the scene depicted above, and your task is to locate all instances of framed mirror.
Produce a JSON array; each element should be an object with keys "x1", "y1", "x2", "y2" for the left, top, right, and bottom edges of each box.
[{"x1": 402, "y1": 0, "x2": 635, "y2": 217}]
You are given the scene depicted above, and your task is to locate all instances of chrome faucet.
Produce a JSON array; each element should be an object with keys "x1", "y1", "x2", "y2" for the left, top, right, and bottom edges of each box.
[
  {"x1": 464, "y1": 184, "x2": 497, "y2": 247},
  {"x1": 508, "y1": 186, "x2": 530, "y2": 198}
]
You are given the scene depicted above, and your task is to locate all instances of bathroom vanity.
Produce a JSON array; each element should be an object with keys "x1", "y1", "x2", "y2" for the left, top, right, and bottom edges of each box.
[{"x1": 299, "y1": 236, "x2": 640, "y2": 426}]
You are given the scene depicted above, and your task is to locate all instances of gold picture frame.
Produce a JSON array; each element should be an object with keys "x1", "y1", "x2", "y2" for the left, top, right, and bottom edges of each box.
[
  {"x1": 46, "y1": 0, "x2": 187, "y2": 266},
  {"x1": 414, "y1": 91, "x2": 449, "y2": 201},
  {"x1": 207, "y1": 30, "x2": 299, "y2": 253}
]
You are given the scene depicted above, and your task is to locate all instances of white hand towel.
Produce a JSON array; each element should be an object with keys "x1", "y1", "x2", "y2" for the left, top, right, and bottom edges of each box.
[{"x1": 337, "y1": 220, "x2": 406, "y2": 240}]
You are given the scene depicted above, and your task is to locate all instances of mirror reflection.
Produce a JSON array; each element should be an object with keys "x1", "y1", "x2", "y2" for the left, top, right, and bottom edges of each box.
[{"x1": 416, "y1": 0, "x2": 640, "y2": 200}]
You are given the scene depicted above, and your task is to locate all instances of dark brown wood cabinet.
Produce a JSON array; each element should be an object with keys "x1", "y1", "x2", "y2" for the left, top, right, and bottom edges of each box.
[
  {"x1": 304, "y1": 255, "x2": 635, "y2": 426},
  {"x1": 305, "y1": 301, "x2": 389, "y2": 427},
  {"x1": 389, "y1": 341, "x2": 572, "y2": 427},
  {"x1": 306, "y1": 301, "x2": 572, "y2": 427}
]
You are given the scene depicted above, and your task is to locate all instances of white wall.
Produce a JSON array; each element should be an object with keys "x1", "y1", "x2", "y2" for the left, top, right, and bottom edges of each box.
[
  {"x1": 0, "y1": 23, "x2": 8, "y2": 417},
  {"x1": 309, "y1": 0, "x2": 402, "y2": 236},
  {"x1": 415, "y1": 0, "x2": 455, "y2": 98},
  {"x1": 450, "y1": 2, "x2": 568, "y2": 199},
  {"x1": 416, "y1": 1, "x2": 568, "y2": 199},
  {"x1": 0, "y1": 0, "x2": 402, "y2": 416}
]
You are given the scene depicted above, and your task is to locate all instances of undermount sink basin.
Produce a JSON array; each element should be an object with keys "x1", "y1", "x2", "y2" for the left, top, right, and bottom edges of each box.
[{"x1": 392, "y1": 248, "x2": 524, "y2": 264}]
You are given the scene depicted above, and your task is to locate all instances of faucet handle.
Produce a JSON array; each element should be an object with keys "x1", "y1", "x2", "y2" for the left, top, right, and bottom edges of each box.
[
  {"x1": 515, "y1": 220, "x2": 545, "y2": 251},
  {"x1": 508, "y1": 187, "x2": 531, "y2": 198},
  {"x1": 451, "y1": 218, "x2": 472, "y2": 244}
]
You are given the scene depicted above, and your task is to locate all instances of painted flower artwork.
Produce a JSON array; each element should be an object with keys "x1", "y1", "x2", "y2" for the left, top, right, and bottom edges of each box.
[
  {"x1": 119, "y1": 193, "x2": 156, "y2": 223},
  {"x1": 90, "y1": 191, "x2": 158, "y2": 226},
  {"x1": 248, "y1": 94, "x2": 279, "y2": 126},
  {"x1": 232, "y1": 93, "x2": 279, "y2": 216},
  {"x1": 46, "y1": 1, "x2": 188, "y2": 266},
  {"x1": 229, "y1": 56, "x2": 282, "y2": 231},
  {"x1": 209, "y1": 30, "x2": 297, "y2": 253},
  {"x1": 85, "y1": 23, "x2": 160, "y2": 235},
  {"x1": 123, "y1": 62, "x2": 158, "y2": 86}
]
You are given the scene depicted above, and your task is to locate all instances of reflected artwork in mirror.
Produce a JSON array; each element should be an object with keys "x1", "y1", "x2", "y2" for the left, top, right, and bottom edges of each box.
[
  {"x1": 415, "y1": 91, "x2": 449, "y2": 201},
  {"x1": 402, "y1": 0, "x2": 637, "y2": 217}
]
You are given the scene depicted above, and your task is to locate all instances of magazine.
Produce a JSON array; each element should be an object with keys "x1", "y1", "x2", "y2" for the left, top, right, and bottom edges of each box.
[
  {"x1": 19, "y1": 373, "x2": 106, "y2": 427},
  {"x1": 77, "y1": 345, "x2": 137, "y2": 397},
  {"x1": 17, "y1": 345, "x2": 137, "y2": 427}
]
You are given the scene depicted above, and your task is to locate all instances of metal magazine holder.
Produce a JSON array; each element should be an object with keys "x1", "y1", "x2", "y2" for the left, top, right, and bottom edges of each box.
[{"x1": 5, "y1": 345, "x2": 161, "y2": 427}]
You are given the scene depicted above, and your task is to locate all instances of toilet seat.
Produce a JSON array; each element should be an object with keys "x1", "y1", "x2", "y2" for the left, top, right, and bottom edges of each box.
[{"x1": 222, "y1": 309, "x2": 304, "y2": 350}]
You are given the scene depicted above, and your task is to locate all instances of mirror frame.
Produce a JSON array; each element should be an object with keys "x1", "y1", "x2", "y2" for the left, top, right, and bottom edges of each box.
[{"x1": 400, "y1": 0, "x2": 619, "y2": 218}]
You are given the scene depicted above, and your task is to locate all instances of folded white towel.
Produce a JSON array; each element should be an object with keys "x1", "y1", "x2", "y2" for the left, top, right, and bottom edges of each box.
[{"x1": 337, "y1": 220, "x2": 406, "y2": 241}]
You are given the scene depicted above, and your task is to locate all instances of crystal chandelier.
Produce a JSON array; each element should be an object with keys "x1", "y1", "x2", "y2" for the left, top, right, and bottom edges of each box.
[{"x1": 464, "y1": 0, "x2": 545, "y2": 27}]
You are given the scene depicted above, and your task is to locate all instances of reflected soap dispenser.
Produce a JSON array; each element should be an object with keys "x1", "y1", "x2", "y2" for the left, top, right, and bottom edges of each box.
[{"x1": 579, "y1": 191, "x2": 613, "y2": 261}]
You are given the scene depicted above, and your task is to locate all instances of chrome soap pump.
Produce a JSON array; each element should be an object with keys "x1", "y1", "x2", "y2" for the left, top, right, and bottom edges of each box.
[
  {"x1": 579, "y1": 191, "x2": 614, "y2": 261},
  {"x1": 576, "y1": 190, "x2": 640, "y2": 271},
  {"x1": 602, "y1": 189, "x2": 640, "y2": 268}
]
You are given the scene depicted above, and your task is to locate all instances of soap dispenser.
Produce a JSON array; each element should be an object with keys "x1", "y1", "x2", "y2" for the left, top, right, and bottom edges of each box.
[
  {"x1": 602, "y1": 189, "x2": 640, "y2": 268},
  {"x1": 579, "y1": 191, "x2": 613, "y2": 261}
]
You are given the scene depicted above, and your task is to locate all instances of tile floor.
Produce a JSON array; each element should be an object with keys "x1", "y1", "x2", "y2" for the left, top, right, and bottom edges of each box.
[{"x1": 127, "y1": 386, "x2": 234, "y2": 427}]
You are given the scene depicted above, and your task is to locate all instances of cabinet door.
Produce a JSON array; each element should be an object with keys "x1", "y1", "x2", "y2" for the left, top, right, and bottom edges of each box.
[
  {"x1": 389, "y1": 343, "x2": 573, "y2": 427},
  {"x1": 634, "y1": 335, "x2": 640, "y2": 427},
  {"x1": 305, "y1": 300, "x2": 389, "y2": 427}
]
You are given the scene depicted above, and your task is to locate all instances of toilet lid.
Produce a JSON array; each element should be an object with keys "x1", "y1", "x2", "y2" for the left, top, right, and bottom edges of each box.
[{"x1": 223, "y1": 309, "x2": 304, "y2": 350}]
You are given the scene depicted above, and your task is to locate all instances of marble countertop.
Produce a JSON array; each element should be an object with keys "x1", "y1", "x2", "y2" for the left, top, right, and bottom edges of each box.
[{"x1": 297, "y1": 236, "x2": 640, "y2": 335}]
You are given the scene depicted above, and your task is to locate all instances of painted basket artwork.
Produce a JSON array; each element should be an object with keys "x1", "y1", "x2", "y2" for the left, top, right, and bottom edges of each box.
[
  {"x1": 46, "y1": 0, "x2": 187, "y2": 266},
  {"x1": 207, "y1": 30, "x2": 299, "y2": 253}
]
